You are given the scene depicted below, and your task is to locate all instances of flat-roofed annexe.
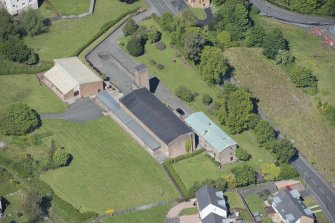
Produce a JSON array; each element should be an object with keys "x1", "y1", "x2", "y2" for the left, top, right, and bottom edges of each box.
[{"x1": 119, "y1": 88, "x2": 194, "y2": 158}]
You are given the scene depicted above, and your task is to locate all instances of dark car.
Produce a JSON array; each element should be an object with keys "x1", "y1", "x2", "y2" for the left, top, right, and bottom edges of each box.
[{"x1": 176, "y1": 108, "x2": 185, "y2": 116}]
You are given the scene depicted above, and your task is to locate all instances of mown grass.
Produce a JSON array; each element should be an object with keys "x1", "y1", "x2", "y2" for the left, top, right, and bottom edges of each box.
[
  {"x1": 120, "y1": 19, "x2": 274, "y2": 189},
  {"x1": 40, "y1": 117, "x2": 178, "y2": 214},
  {"x1": 190, "y1": 8, "x2": 207, "y2": 20},
  {"x1": 25, "y1": 0, "x2": 144, "y2": 61},
  {"x1": 303, "y1": 196, "x2": 329, "y2": 223},
  {"x1": 39, "y1": 0, "x2": 90, "y2": 17},
  {"x1": 224, "y1": 46, "x2": 335, "y2": 183},
  {"x1": 0, "y1": 192, "x2": 28, "y2": 222},
  {"x1": 244, "y1": 194, "x2": 266, "y2": 215},
  {"x1": 0, "y1": 181, "x2": 18, "y2": 196},
  {"x1": 0, "y1": 74, "x2": 66, "y2": 114},
  {"x1": 179, "y1": 207, "x2": 198, "y2": 216},
  {"x1": 102, "y1": 204, "x2": 172, "y2": 223},
  {"x1": 225, "y1": 191, "x2": 244, "y2": 209}
]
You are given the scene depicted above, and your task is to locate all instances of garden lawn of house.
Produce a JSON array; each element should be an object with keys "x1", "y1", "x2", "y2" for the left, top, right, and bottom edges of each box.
[
  {"x1": 190, "y1": 7, "x2": 207, "y2": 20},
  {"x1": 0, "y1": 192, "x2": 28, "y2": 222},
  {"x1": 25, "y1": 0, "x2": 144, "y2": 61},
  {"x1": 225, "y1": 191, "x2": 244, "y2": 209},
  {"x1": 179, "y1": 207, "x2": 198, "y2": 216},
  {"x1": 120, "y1": 19, "x2": 274, "y2": 189},
  {"x1": 224, "y1": 46, "x2": 335, "y2": 183},
  {"x1": 244, "y1": 194, "x2": 266, "y2": 215},
  {"x1": 102, "y1": 204, "x2": 172, "y2": 223},
  {"x1": 39, "y1": 0, "x2": 90, "y2": 17},
  {"x1": 0, "y1": 74, "x2": 66, "y2": 114},
  {"x1": 40, "y1": 117, "x2": 178, "y2": 214}
]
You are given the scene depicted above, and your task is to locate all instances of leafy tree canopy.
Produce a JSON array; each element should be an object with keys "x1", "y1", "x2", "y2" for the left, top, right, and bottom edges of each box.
[
  {"x1": 260, "y1": 162, "x2": 281, "y2": 181},
  {"x1": 236, "y1": 147, "x2": 251, "y2": 161},
  {"x1": 254, "y1": 120, "x2": 276, "y2": 145},
  {"x1": 232, "y1": 164, "x2": 257, "y2": 187},
  {"x1": 19, "y1": 9, "x2": 48, "y2": 37}
]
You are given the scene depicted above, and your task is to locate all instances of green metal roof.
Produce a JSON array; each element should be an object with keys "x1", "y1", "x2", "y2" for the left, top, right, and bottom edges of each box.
[{"x1": 185, "y1": 112, "x2": 237, "y2": 153}]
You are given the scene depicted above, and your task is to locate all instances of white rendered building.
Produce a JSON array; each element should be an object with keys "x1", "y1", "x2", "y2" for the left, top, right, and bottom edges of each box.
[{"x1": 1, "y1": 0, "x2": 38, "y2": 15}]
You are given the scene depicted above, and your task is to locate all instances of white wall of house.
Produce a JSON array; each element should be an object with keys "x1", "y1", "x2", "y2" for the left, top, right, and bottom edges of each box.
[
  {"x1": 2, "y1": 0, "x2": 38, "y2": 15},
  {"x1": 200, "y1": 204, "x2": 227, "y2": 219}
]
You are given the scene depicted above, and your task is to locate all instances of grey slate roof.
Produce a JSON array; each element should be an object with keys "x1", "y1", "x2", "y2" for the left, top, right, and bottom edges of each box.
[
  {"x1": 273, "y1": 189, "x2": 314, "y2": 223},
  {"x1": 196, "y1": 185, "x2": 227, "y2": 211},
  {"x1": 202, "y1": 213, "x2": 225, "y2": 223},
  {"x1": 119, "y1": 88, "x2": 192, "y2": 145}
]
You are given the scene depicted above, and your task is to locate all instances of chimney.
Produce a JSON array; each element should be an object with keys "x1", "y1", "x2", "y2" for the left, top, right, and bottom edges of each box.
[{"x1": 134, "y1": 64, "x2": 150, "y2": 90}]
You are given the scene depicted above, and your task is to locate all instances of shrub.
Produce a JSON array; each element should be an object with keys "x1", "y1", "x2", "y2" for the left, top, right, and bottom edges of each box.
[
  {"x1": 126, "y1": 37, "x2": 144, "y2": 57},
  {"x1": 236, "y1": 147, "x2": 251, "y2": 161},
  {"x1": 155, "y1": 41, "x2": 166, "y2": 50},
  {"x1": 279, "y1": 163, "x2": 299, "y2": 179},
  {"x1": 187, "y1": 178, "x2": 227, "y2": 199},
  {"x1": 17, "y1": 212, "x2": 23, "y2": 217},
  {"x1": 147, "y1": 27, "x2": 162, "y2": 43},
  {"x1": 175, "y1": 85, "x2": 196, "y2": 102},
  {"x1": 122, "y1": 18, "x2": 138, "y2": 36},
  {"x1": 202, "y1": 94, "x2": 213, "y2": 106},
  {"x1": 288, "y1": 66, "x2": 317, "y2": 89},
  {"x1": 51, "y1": 148, "x2": 71, "y2": 168},
  {"x1": 254, "y1": 120, "x2": 276, "y2": 146},
  {"x1": 156, "y1": 64, "x2": 164, "y2": 70},
  {"x1": 232, "y1": 164, "x2": 257, "y2": 187},
  {"x1": 224, "y1": 175, "x2": 237, "y2": 188},
  {"x1": 164, "y1": 161, "x2": 187, "y2": 197},
  {"x1": 0, "y1": 103, "x2": 40, "y2": 136},
  {"x1": 149, "y1": 59, "x2": 156, "y2": 65}
]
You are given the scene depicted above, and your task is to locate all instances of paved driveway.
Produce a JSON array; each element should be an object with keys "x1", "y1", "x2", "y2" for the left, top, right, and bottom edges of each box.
[{"x1": 40, "y1": 97, "x2": 103, "y2": 123}]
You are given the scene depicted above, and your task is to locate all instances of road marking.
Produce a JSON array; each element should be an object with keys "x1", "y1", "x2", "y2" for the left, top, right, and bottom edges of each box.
[
  {"x1": 313, "y1": 209, "x2": 322, "y2": 213},
  {"x1": 319, "y1": 188, "x2": 325, "y2": 194}
]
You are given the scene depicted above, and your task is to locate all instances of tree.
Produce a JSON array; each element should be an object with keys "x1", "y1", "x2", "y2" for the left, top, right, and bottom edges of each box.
[
  {"x1": 279, "y1": 163, "x2": 299, "y2": 179},
  {"x1": 254, "y1": 120, "x2": 276, "y2": 145},
  {"x1": 160, "y1": 12, "x2": 175, "y2": 32},
  {"x1": 19, "y1": 9, "x2": 48, "y2": 37},
  {"x1": 268, "y1": 139, "x2": 296, "y2": 163},
  {"x1": 290, "y1": 0, "x2": 320, "y2": 14},
  {"x1": 123, "y1": 18, "x2": 138, "y2": 36},
  {"x1": 288, "y1": 66, "x2": 317, "y2": 88},
  {"x1": 263, "y1": 28, "x2": 288, "y2": 59},
  {"x1": 175, "y1": 85, "x2": 196, "y2": 102},
  {"x1": 244, "y1": 24, "x2": 265, "y2": 47},
  {"x1": 51, "y1": 147, "x2": 71, "y2": 168},
  {"x1": 275, "y1": 50, "x2": 294, "y2": 65},
  {"x1": 216, "y1": 31, "x2": 232, "y2": 48},
  {"x1": 200, "y1": 46, "x2": 228, "y2": 85},
  {"x1": 184, "y1": 32, "x2": 205, "y2": 64},
  {"x1": 0, "y1": 9, "x2": 15, "y2": 40},
  {"x1": 224, "y1": 175, "x2": 237, "y2": 188},
  {"x1": 22, "y1": 190, "x2": 41, "y2": 222},
  {"x1": 215, "y1": 88, "x2": 256, "y2": 134},
  {"x1": 236, "y1": 147, "x2": 251, "y2": 161},
  {"x1": 126, "y1": 37, "x2": 144, "y2": 57},
  {"x1": 260, "y1": 163, "x2": 281, "y2": 181},
  {"x1": 202, "y1": 94, "x2": 213, "y2": 106},
  {"x1": 232, "y1": 164, "x2": 257, "y2": 187},
  {"x1": 147, "y1": 27, "x2": 161, "y2": 43},
  {"x1": 0, "y1": 103, "x2": 40, "y2": 136}
]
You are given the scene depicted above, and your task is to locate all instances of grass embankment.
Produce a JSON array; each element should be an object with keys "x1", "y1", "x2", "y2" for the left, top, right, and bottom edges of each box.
[
  {"x1": 0, "y1": 74, "x2": 66, "y2": 114},
  {"x1": 25, "y1": 0, "x2": 144, "y2": 61},
  {"x1": 39, "y1": 0, "x2": 90, "y2": 17},
  {"x1": 224, "y1": 46, "x2": 335, "y2": 183},
  {"x1": 102, "y1": 204, "x2": 172, "y2": 223},
  {"x1": 120, "y1": 19, "x2": 274, "y2": 189},
  {"x1": 40, "y1": 117, "x2": 178, "y2": 214}
]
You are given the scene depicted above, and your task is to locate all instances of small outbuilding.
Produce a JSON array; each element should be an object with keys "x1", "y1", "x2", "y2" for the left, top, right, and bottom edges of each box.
[
  {"x1": 185, "y1": 112, "x2": 238, "y2": 166},
  {"x1": 43, "y1": 57, "x2": 103, "y2": 103},
  {"x1": 119, "y1": 88, "x2": 194, "y2": 158}
]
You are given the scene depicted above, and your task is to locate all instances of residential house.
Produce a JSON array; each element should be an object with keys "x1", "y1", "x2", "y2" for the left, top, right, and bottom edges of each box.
[
  {"x1": 1, "y1": 0, "x2": 38, "y2": 15},
  {"x1": 119, "y1": 87, "x2": 194, "y2": 158},
  {"x1": 272, "y1": 189, "x2": 314, "y2": 223},
  {"x1": 185, "y1": 112, "x2": 238, "y2": 166},
  {"x1": 196, "y1": 185, "x2": 230, "y2": 223},
  {"x1": 42, "y1": 57, "x2": 103, "y2": 103},
  {"x1": 187, "y1": 0, "x2": 210, "y2": 8}
]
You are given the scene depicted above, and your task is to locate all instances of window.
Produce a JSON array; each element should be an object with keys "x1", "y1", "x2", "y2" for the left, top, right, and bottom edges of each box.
[
  {"x1": 74, "y1": 91, "x2": 80, "y2": 97},
  {"x1": 230, "y1": 157, "x2": 233, "y2": 161}
]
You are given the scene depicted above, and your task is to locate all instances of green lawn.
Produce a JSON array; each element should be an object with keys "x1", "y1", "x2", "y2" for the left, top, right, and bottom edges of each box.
[
  {"x1": 303, "y1": 196, "x2": 329, "y2": 223},
  {"x1": 179, "y1": 207, "x2": 198, "y2": 216},
  {"x1": 1, "y1": 192, "x2": 28, "y2": 222},
  {"x1": 120, "y1": 19, "x2": 274, "y2": 189},
  {"x1": 303, "y1": 196, "x2": 317, "y2": 207},
  {"x1": 39, "y1": 0, "x2": 90, "y2": 17},
  {"x1": 25, "y1": 0, "x2": 144, "y2": 61},
  {"x1": 244, "y1": 194, "x2": 266, "y2": 215},
  {"x1": 102, "y1": 204, "x2": 172, "y2": 223},
  {"x1": 190, "y1": 8, "x2": 207, "y2": 20},
  {"x1": 225, "y1": 191, "x2": 244, "y2": 209},
  {"x1": 0, "y1": 74, "x2": 66, "y2": 114},
  {"x1": 40, "y1": 117, "x2": 178, "y2": 214},
  {"x1": 0, "y1": 181, "x2": 18, "y2": 196}
]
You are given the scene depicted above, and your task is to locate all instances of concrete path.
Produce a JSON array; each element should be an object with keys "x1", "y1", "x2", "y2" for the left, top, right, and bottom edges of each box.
[{"x1": 40, "y1": 97, "x2": 103, "y2": 123}]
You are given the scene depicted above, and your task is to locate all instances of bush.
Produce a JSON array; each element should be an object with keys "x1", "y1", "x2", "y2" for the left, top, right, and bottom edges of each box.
[
  {"x1": 51, "y1": 148, "x2": 71, "y2": 169},
  {"x1": 175, "y1": 85, "x2": 196, "y2": 102},
  {"x1": 126, "y1": 37, "x2": 144, "y2": 57},
  {"x1": 254, "y1": 120, "x2": 276, "y2": 146},
  {"x1": 122, "y1": 18, "x2": 138, "y2": 36},
  {"x1": 232, "y1": 164, "x2": 257, "y2": 187},
  {"x1": 150, "y1": 59, "x2": 156, "y2": 65},
  {"x1": 170, "y1": 148, "x2": 205, "y2": 163},
  {"x1": 164, "y1": 161, "x2": 187, "y2": 197},
  {"x1": 202, "y1": 94, "x2": 213, "y2": 106},
  {"x1": 279, "y1": 163, "x2": 299, "y2": 179},
  {"x1": 0, "y1": 103, "x2": 40, "y2": 136},
  {"x1": 0, "y1": 59, "x2": 52, "y2": 75},
  {"x1": 155, "y1": 41, "x2": 166, "y2": 50},
  {"x1": 156, "y1": 64, "x2": 164, "y2": 70},
  {"x1": 236, "y1": 147, "x2": 251, "y2": 161},
  {"x1": 288, "y1": 66, "x2": 317, "y2": 89},
  {"x1": 147, "y1": 27, "x2": 162, "y2": 43}
]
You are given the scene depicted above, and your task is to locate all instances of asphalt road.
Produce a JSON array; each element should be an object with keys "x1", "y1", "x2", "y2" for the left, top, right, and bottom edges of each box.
[
  {"x1": 292, "y1": 154, "x2": 335, "y2": 222},
  {"x1": 249, "y1": 0, "x2": 335, "y2": 25}
]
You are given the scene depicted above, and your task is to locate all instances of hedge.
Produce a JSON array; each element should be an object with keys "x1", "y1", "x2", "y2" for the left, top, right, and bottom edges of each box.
[
  {"x1": 0, "y1": 59, "x2": 53, "y2": 75},
  {"x1": 164, "y1": 161, "x2": 187, "y2": 197},
  {"x1": 73, "y1": 8, "x2": 140, "y2": 57},
  {"x1": 170, "y1": 148, "x2": 205, "y2": 163}
]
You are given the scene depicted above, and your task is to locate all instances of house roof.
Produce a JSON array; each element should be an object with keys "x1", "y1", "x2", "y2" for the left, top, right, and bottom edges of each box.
[
  {"x1": 185, "y1": 112, "x2": 237, "y2": 153},
  {"x1": 44, "y1": 57, "x2": 102, "y2": 95},
  {"x1": 119, "y1": 88, "x2": 192, "y2": 145},
  {"x1": 196, "y1": 185, "x2": 227, "y2": 212},
  {"x1": 202, "y1": 213, "x2": 225, "y2": 223},
  {"x1": 273, "y1": 189, "x2": 314, "y2": 223}
]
